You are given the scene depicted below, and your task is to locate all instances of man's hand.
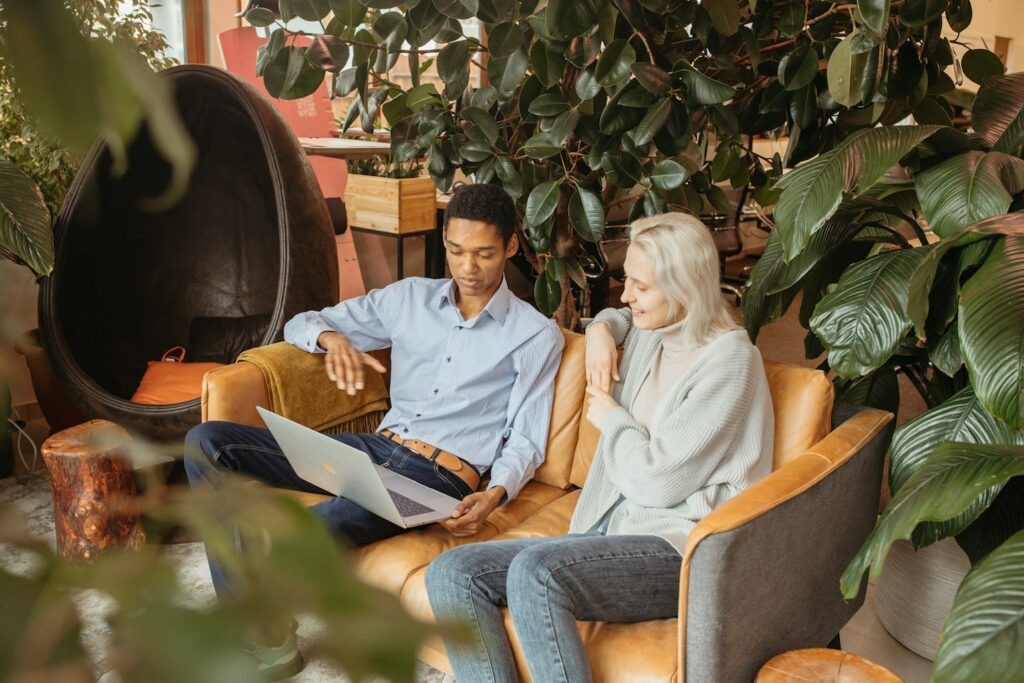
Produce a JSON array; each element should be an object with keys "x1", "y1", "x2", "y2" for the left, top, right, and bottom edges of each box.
[
  {"x1": 585, "y1": 321, "x2": 620, "y2": 392},
  {"x1": 585, "y1": 385, "x2": 620, "y2": 430},
  {"x1": 438, "y1": 486, "x2": 505, "y2": 537},
  {"x1": 317, "y1": 331, "x2": 387, "y2": 395}
]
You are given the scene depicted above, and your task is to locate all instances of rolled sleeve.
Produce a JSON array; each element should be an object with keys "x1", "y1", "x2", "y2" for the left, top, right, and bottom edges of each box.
[
  {"x1": 487, "y1": 324, "x2": 564, "y2": 501},
  {"x1": 283, "y1": 281, "x2": 409, "y2": 353}
]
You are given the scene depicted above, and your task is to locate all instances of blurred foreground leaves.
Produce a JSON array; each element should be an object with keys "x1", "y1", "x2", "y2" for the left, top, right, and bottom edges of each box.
[{"x1": 0, "y1": 471, "x2": 438, "y2": 682}]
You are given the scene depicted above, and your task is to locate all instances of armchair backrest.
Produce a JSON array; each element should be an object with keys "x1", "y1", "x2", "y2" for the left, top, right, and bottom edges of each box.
[
  {"x1": 569, "y1": 358, "x2": 835, "y2": 488},
  {"x1": 677, "y1": 409, "x2": 893, "y2": 682}
]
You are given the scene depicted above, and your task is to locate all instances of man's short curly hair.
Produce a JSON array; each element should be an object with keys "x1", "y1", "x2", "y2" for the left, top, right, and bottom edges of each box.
[{"x1": 443, "y1": 183, "x2": 518, "y2": 245}]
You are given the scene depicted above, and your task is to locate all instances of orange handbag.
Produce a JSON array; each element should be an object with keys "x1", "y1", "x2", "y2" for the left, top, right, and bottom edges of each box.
[{"x1": 130, "y1": 346, "x2": 224, "y2": 405}]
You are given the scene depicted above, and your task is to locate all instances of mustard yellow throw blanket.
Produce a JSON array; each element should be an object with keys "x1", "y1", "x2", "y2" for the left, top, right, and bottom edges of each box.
[{"x1": 238, "y1": 342, "x2": 389, "y2": 434}]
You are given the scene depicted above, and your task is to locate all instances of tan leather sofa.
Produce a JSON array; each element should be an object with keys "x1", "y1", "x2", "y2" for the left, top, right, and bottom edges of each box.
[{"x1": 202, "y1": 329, "x2": 894, "y2": 681}]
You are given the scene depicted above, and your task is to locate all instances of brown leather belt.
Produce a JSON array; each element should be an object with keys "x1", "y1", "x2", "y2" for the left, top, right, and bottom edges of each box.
[{"x1": 380, "y1": 429, "x2": 480, "y2": 491}]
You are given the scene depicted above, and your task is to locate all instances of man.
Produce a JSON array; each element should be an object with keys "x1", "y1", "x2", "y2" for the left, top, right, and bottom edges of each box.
[{"x1": 183, "y1": 183, "x2": 563, "y2": 673}]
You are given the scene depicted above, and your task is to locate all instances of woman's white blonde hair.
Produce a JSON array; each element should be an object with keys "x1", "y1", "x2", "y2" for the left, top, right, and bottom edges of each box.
[{"x1": 629, "y1": 212, "x2": 740, "y2": 346}]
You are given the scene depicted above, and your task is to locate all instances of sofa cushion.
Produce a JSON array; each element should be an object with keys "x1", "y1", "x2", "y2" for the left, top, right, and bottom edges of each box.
[
  {"x1": 531, "y1": 330, "x2": 586, "y2": 489},
  {"x1": 349, "y1": 481, "x2": 567, "y2": 596},
  {"x1": 763, "y1": 360, "x2": 833, "y2": 469}
]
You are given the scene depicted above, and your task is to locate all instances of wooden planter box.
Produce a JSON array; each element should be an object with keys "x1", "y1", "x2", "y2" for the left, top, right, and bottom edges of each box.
[{"x1": 344, "y1": 174, "x2": 436, "y2": 234}]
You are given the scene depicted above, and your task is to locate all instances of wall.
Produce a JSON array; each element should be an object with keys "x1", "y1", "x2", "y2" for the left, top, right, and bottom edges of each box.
[{"x1": 0, "y1": 262, "x2": 40, "y2": 409}]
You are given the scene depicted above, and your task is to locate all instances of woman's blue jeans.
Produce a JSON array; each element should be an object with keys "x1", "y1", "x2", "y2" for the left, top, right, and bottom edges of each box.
[
  {"x1": 425, "y1": 533, "x2": 682, "y2": 683},
  {"x1": 183, "y1": 420, "x2": 472, "y2": 596}
]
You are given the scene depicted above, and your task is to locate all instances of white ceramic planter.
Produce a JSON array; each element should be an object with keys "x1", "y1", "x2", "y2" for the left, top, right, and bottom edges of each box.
[{"x1": 874, "y1": 537, "x2": 971, "y2": 660}]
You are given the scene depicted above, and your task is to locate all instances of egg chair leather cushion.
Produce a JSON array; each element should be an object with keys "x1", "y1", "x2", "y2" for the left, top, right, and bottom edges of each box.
[{"x1": 40, "y1": 65, "x2": 339, "y2": 441}]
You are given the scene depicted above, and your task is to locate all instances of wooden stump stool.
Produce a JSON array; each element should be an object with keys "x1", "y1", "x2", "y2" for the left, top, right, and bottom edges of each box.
[
  {"x1": 42, "y1": 419, "x2": 144, "y2": 562},
  {"x1": 756, "y1": 648, "x2": 902, "y2": 682}
]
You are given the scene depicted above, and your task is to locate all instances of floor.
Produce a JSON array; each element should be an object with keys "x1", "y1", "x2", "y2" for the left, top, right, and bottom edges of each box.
[{"x1": 2, "y1": 275, "x2": 935, "y2": 682}]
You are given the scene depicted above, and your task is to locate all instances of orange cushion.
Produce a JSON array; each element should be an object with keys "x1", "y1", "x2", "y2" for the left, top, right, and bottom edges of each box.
[{"x1": 131, "y1": 360, "x2": 224, "y2": 405}]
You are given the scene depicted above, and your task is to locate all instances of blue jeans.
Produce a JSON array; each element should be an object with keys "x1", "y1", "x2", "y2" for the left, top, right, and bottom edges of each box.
[
  {"x1": 425, "y1": 533, "x2": 682, "y2": 683},
  {"x1": 184, "y1": 421, "x2": 474, "y2": 595}
]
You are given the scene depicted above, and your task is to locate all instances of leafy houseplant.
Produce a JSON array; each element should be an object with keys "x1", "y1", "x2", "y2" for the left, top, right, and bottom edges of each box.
[
  {"x1": 0, "y1": 0, "x2": 182, "y2": 276},
  {"x1": 743, "y1": 69, "x2": 1024, "y2": 681},
  {"x1": 245, "y1": 0, "x2": 993, "y2": 326}
]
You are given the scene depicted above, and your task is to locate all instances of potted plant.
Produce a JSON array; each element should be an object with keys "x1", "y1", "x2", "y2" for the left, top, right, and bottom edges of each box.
[
  {"x1": 743, "y1": 65, "x2": 1024, "y2": 680},
  {"x1": 344, "y1": 155, "x2": 436, "y2": 233}
]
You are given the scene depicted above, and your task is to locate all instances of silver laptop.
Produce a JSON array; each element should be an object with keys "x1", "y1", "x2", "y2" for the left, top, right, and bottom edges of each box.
[{"x1": 256, "y1": 407, "x2": 460, "y2": 527}]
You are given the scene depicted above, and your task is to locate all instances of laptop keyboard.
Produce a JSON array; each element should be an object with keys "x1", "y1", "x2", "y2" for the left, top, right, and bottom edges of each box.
[{"x1": 387, "y1": 489, "x2": 435, "y2": 517}]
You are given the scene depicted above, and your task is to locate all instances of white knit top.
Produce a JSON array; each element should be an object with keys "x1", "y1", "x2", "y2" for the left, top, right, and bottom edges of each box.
[{"x1": 568, "y1": 307, "x2": 775, "y2": 554}]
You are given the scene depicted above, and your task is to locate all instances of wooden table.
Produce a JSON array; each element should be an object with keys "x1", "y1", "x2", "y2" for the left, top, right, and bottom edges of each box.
[
  {"x1": 298, "y1": 137, "x2": 391, "y2": 160},
  {"x1": 756, "y1": 648, "x2": 902, "y2": 682}
]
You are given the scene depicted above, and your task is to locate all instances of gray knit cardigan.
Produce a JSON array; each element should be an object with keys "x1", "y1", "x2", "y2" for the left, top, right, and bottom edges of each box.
[{"x1": 568, "y1": 307, "x2": 775, "y2": 554}]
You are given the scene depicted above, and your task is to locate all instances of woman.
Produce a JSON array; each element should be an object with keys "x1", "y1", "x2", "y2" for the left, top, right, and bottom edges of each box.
[{"x1": 425, "y1": 212, "x2": 775, "y2": 682}]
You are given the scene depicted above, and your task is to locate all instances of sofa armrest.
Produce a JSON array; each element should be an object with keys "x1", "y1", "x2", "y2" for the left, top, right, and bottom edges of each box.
[
  {"x1": 202, "y1": 361, "x2": 270, "y2": 427},
  {"x1": 202, "y1": 344, "x2": 390, "y2": 432},
  {"x1": 676, "y1": 408, "x2": 894, "y2": 683}
]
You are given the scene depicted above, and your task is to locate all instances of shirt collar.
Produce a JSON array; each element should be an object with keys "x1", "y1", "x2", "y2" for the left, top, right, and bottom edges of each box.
[{"x1": 438, "y1": 277, "x2": 512, "y2": 325}]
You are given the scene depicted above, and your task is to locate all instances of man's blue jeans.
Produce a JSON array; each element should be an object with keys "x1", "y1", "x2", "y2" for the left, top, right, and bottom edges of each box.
[
  {"x1": 184, "y1": 421, "x2": 473, "y2": 595},
  {"x1": 425, "y1": 533, "x2": 682, "y2": 683}
]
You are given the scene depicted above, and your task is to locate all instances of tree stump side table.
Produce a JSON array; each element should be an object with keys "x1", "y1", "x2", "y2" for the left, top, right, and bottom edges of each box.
[
  {"x1": 756, "y1": 648, "x2": 903, "y2": 682},
  {"x1": 41, "y1": 419, "x2": 144, "y2": 562}
]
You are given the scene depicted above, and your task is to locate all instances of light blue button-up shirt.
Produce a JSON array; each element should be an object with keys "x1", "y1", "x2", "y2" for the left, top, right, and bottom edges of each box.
[{"x1": 283, "y1": 277, "x2": 564, "y2": 501}]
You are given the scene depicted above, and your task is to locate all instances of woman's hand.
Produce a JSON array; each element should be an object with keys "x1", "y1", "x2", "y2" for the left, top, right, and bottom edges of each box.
[
  {"x1": 585, "y1": 385, "x2": 620, "y2": 429},
  {"x1": 585, "y1": 321, "x2": 620, "y2": 392},
  {"x1": 317, "y1": 331, "x2": 387, "y2": 395}
]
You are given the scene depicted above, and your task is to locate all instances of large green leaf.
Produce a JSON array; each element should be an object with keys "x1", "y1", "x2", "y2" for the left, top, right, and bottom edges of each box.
[
  {"x1": 650, "y1": 159, "x2": 688, "y2": 191},
  {"x1": 306, "y1": 35, "x2": 350, "y2": 72},
  {"x1": 858, "y1": 0, "x2": 891, "y2": 34},
  {"x1": 932, "y1": 529, "x2": 1024, "y2": 683},
  {"x1": 545, "y1": 0, "x2": 601, "y2": 39},
  {"x1": 487, "y1": 22, "x2": 523, "y2": 58},
  {"x1": 916, "y1": 152, "x2": 1024, "y2": 238},
  {"x1": 265, "y1": 46, "x2": 325, "y2": 100},
  {"x1": 827, "y1": 34, "x2": 867, "y2": 107},
  {"x1": 0, "y1": 159, "x2": 53, "y2": 276},
  {"x1": 840, "y1": 442, "x2": 1024, "y2": 598},
  {"x1": 488, "y1": 48, "x2": 529, "y2": 105},
  {"x1": 703, "y1": 0, "x2": 740, "y2": 36},
  {"x1": 406, "y1": 1, "x2": 446, "y2": 47},
  {"x1": 568, "y1": 186, "x2": 605, "y2": 242},
  {"x1": 740, "y1": 229, "x2": 805, "y2": 340},
  {"x1": 960, "y1": 234, "x2": 1024, "y2": 429},
  {"x1": 962, "y1": 49, "x2": 1005, "y2": 86},
  {"x1": 674, "y1": 61, "x2": 735, "y2": 105},
  {"x1": 773, "y1": 125, "x2": 939, "y2": 258},
  {"x1": 772, "y1": 155, "x2": 844, "y2": 260},
  {"x1": 534, "y1": 270, "x2": 562, "y2": 315},
  {"x1": 525, "y1": 179, "x2": 563, "y2": 227},
  {"x1": 971, "y1": 73, "x2": 1024, "y2": 154},
  {"x1": 595, "y1": 40, "x2": 636, "y2": 86},
  {"x1": 889, "y1": 386, "x2": 1023, "y2": 541},
  {"x1": 632, "y1": 98, "x2": 671, "y2": 146},
  {"x1": 433, "y1": 0, "x2": 478, "y2": 19},
  {"x1": 280, "y1": 0, "x2": 332, "y2": 21},
  {"x1": 906, "y1": 213, "x2": 1024, "y2": 341},
  {"x1": 810, "y1": 247, "x2": 928, "y2": 378}
]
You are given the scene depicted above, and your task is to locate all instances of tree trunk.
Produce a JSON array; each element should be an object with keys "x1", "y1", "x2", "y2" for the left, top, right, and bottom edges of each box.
[
  {"x1": 42, "y1": 419, "x2": 144, "y2": 562},
  {"x1": 552, "y1": 207, "x2": 581, "y2": 330}
]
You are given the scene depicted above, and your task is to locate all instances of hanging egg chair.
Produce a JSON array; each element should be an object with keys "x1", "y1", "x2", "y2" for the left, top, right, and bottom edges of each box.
[{"x1": 39, "y1": 65, "x2": 339, "y2": 441}]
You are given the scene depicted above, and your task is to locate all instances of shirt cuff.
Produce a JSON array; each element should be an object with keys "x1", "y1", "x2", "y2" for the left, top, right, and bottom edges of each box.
[{"x1": 486, "y1": 471, "x2": 520, "y2": 504}]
